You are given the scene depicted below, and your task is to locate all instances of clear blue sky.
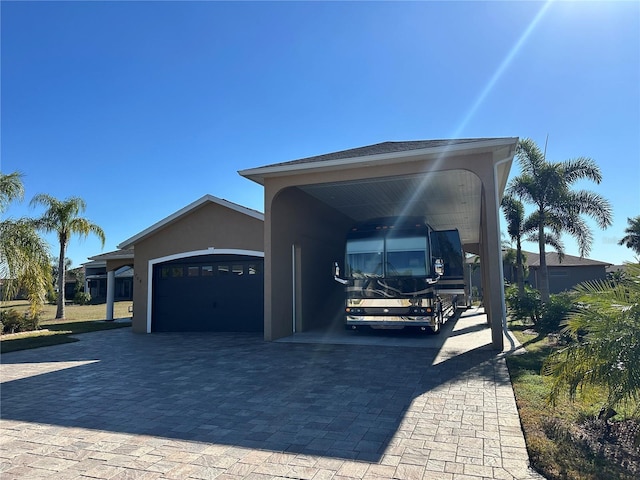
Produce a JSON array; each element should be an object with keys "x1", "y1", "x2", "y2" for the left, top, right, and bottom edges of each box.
[{"x1": 2, "y1": 1, "x2": 639, "y2": 267}]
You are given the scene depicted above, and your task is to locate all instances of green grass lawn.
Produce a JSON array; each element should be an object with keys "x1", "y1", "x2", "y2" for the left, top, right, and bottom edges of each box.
[
  {"x1": 506, "y1": 324, "x2": 637, "y2": 480},
  {"x1": 1, "y1": 300, "x2": 133, "y2": 354}
]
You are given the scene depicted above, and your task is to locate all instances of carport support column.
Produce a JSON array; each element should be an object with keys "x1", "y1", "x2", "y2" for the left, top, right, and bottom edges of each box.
[
  {"x1": 106, "y1": 270, "x2": 115, "y2": 321},
  {"x1": 481, "y1": 174, "x2": 505, "y2": 351}
]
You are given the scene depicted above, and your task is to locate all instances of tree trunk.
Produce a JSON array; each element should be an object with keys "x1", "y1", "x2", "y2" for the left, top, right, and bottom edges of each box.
[
  {"x1": 56, "y1": 238, "x2": 66, "y2": 319},
  {"x1": 516, "y1": 237, "x2": 525, "y2": 296},
  {"x1": 538, "y1": 223, "x2": 550, "y2": 303}
]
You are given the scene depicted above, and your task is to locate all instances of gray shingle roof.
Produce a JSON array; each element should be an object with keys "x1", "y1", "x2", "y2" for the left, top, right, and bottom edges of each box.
[
  {"x1": 88, "y1": 248, "x2": 134, "y2": 262},
  {"x1": 261, "y1": 138, "x2": 506, "y2": 169},
  {"x1": 525, "y1": 251, "x2": 611, "y2": 267}
]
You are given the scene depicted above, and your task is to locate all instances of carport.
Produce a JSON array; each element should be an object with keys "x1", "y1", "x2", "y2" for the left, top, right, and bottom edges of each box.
[{"x1": 240, "y1": 138, "x2": 518, "y2": 350}]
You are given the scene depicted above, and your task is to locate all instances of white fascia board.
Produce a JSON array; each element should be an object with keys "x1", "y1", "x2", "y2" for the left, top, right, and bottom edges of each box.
[
  {"x1": 239, "y1": 137, "x2": 519, "y2": 185},
  {"x1": 83, "y1": 260, "x2": 107, "y2": 268},
  {"x1": 117, "y1": 194, "x2": 264, "y2": 250}
]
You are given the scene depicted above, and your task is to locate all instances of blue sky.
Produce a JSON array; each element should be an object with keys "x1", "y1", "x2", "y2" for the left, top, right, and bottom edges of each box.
[{"x1": 2, "y1": 1, "x2": 639, "y2": 268}]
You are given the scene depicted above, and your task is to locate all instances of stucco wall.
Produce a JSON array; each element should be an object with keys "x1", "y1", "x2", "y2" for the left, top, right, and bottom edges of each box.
[
  {"x1": 529, "y1": 265, "x2": 607, "y2": 294},
  {"x1": 267, "y1": 187, "x2": 352, "y2": 339},
  {"x1": 130, "y1": 202, "x2": 264, "y2": 333}
]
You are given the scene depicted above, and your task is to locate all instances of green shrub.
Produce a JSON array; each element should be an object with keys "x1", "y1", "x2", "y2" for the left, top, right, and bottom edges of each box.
[
  {"x1": 539, "y1": 292, "x2": 575, "y2": 334},
  {"x1": 0, "y1": 308, "x2": 40, "y2": 334},
  {"x1": 1, "y1": 309, "x2": 23, "y2": 334},
  {"x1": 74, "y1": 291, "x2": 91, "y2": 305},
  {"x1": 505, "y1": 284, "x2": 542, "y2": 326}
]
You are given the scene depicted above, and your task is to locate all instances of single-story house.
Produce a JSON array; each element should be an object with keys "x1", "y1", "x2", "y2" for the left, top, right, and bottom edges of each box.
[
  {"x1": 94, "y1": 138, "x2": 518, "y2": 349},
  {"x1": 84, "y1": 251, "x2": 135, "y2": 303},
  {"x1": 470, "y1": 250, "x2": 613, "y2": 297},
  {"x1": 523, "y1": 251, "x2": 612, "y2": 294}
]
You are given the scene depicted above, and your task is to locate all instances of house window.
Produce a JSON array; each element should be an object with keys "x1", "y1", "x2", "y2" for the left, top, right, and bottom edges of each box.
[
  {"x1": 171, "y1": 266, "x2": 184, "y2": 278},
  {"x1": 218, "y1": 265, "x2": 230, "y2": 275}
]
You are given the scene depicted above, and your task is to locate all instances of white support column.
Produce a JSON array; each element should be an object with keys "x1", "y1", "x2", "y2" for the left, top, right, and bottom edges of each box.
[{"x1": 106, "y1": 270, "x2": 115, "y2": 321}]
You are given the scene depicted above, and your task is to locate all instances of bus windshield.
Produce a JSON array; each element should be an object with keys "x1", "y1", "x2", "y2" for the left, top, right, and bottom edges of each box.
[
  {"x1": 386, "y1": 235, "x2": 427, "y2": 277},
  {"x1": 346, "y1": 238, "x2": 384, "y2": 277},
  {"x1": 345, "y1": 233, "x2": 429, "y2": 278}
]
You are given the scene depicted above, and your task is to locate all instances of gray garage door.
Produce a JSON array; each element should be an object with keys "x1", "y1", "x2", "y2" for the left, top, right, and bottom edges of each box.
[{"x1": 152, "y1": 254, "x2": 264, "y2": 332}]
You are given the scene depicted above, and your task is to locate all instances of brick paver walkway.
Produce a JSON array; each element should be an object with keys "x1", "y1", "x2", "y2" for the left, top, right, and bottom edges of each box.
[{"x1": 0, "y1": 309, "x2": 544, "y2": 479}]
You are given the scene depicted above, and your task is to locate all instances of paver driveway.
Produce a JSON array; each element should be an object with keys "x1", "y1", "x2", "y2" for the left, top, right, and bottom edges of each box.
[{"x1": 0, "y1": 309, "x2": 543, "y2": 479}]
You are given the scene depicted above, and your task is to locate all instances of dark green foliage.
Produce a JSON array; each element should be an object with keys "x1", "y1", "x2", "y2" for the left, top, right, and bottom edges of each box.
[
  {"x1": 544, "y1": 264, "x2": 640, "y2": 413},
  {"x1": 619, "y1": 216, "x2": 640, "y2": 256},
  {"x1": 1, "y1": 308, "x2": 40, "y2": 334},
  {"x1": 539, "y1": 292, "x2": 575, "y2": 334},
  {"x1": 73, "y1": 291, "x2": 91, "y2": 305},
  {"x1": 505, "y1": 284, "x2": 542, "y2": 326}
]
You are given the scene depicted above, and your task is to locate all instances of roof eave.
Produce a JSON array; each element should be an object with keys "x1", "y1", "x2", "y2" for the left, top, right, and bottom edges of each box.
[{"x1": 238, "y1": 137, "x2": 519, "y2": 185}]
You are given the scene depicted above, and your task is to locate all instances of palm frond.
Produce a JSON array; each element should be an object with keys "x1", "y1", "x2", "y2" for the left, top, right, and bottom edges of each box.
[
  {"x1": 561, "y1": 157, "x2": 603, "y2": 184},
  {"x1": 544, "y1": 263, "x2": 640, "y2": 410},
  {"x1": 0, "y1": 172, "x2": 25, "y2": 213}
]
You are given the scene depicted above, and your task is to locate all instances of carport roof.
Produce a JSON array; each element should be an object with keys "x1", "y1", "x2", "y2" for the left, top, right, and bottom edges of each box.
[
  {"x1": 239, "y1": 137, "x2": 518, "y2": 248},
  {"x1": 239, "y1": 137, "x2": 517, "y2": 184}
]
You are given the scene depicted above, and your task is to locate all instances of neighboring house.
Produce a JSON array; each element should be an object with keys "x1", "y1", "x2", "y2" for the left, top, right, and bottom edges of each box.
[
  {"x1": 505, "y1": 250, "x2": 611, "y2": 294},
  {"x1": 468, "y1": 250, "x2": 612, "y2": 298},
  {"x1": 63, "y1": 266, "x2": 84, "y2": 301},
  {"x1": 525, "y1": 251, "x2": 611, "y2": 293},
  {"x1": 83, "y1": 253, "x2": 134, "y2": 303},
  {"x1": 2, "y1": 267, "x2": 84, "y2": 301}
]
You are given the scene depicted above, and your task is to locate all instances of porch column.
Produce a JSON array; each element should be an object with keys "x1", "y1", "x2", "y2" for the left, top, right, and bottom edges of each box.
[
  {"x1": 484, "y1": 167, "x2": 507, "y2": 351},
  {"x1": 106, "y1": 270, "x2": 115, "y2": 321}
]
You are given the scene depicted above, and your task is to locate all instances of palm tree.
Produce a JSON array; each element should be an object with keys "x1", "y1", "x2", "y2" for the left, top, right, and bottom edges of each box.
[
  {"x1": 0, "y1": 172, "x2": 51, "y2": 317},
  {"x1": 544, "y1": 263, "x2": 640, "y2": 412},
  {"x1": 0, "y1": 172, "x2": 25, "y2": 212},
  {"x1": 501, "y1": 194, "x2": 527, "y2": 295},
  {"x1": 507, "y1": 138, "x2": 612, "y2": 302},
  {"x1": 619, "y1": 216, "x2": 640, "y2": 257},
  {"x1": 31, "y1": 194, "x2": 105, "y2": 319}
]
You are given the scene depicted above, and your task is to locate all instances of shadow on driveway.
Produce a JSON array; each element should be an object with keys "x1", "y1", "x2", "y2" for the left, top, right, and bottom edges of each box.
[{"x1": 1, "y1": 311, "x2": 511, "y2": 463}]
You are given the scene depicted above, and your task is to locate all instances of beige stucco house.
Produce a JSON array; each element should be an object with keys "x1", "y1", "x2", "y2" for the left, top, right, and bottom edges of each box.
[{"x1": 96, "y1": 137, "x2": 517, "y2": 350}]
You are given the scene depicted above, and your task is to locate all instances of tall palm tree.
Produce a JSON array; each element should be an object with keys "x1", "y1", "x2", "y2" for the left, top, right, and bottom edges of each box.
[
  {"x1": 619, "y1": 216, "x2": 640, "y2": 257},
  {"x1": 507, "y1": 138, "x2": 612, "y2": 302},
  {"x1": 31, "y1": 194, "x2": 105, "y2": 319},
  {"x1": 501, "y1": 194, "x2": 527, "y2": 295},
  {"x1": 0, "y1": 172, "x2": 51, "y2": 316}
]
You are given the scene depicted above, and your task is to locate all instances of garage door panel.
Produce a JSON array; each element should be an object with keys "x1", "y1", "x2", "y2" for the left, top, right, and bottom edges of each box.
[{"x1": 152, "y1": 255, "x2": 263, "y2": 333}]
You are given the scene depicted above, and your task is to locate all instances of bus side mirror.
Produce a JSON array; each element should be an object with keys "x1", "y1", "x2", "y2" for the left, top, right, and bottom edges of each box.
[
  {"x1": 434, "y1": 258, "x2": 445, "y2": 276},
  {"x1": 333, "y1": 262, "x2": 348, "y2": 285}
]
